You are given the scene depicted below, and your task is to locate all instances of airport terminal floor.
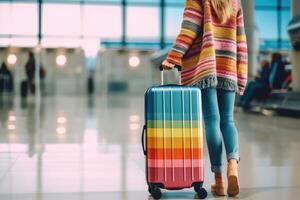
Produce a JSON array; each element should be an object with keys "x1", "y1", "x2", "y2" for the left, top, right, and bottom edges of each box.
[{"x1": 0, "y1": 94, "x2": 300, "y2": 200}]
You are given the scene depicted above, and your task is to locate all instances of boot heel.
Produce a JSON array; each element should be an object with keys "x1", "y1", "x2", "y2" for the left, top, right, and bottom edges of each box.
[
  {"x1": 211, "y1": 183, "x2": 226, "y2": 196},
  {"x1": 227, "y1": 174, "x2": 239, "y2": 196}
]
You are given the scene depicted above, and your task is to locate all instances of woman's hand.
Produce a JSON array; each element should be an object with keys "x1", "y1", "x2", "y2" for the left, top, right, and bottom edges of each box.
[{"x1": 162, "y1": 60, "x2": 175, "y2": 70}]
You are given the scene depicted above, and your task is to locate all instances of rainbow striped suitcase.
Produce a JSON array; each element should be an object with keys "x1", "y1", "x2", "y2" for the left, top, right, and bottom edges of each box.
[{"x1": 142, "y1": 66, "x2": 207, "y2": 199}]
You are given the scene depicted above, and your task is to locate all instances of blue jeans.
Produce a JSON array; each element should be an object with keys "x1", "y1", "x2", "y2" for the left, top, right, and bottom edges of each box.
[{"x1": 201, "y1": 88, "x2": 239, "y2": 173}]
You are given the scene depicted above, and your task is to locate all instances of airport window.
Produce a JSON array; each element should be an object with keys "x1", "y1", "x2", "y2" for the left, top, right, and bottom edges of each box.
[
  {"x1": 0, "y1": 3, "x2": 11, "y2": 35},
  {"x1": 165, "y1": 0, "x2": 184, "y2": 6},
  {"x1": 0, "y1": 0, "x2": 293, "y2": 50},
  {"x1": 42, "y1": 3, "x2": 82, "y2": 47},
  {"x1": 255, "y1": 0, "x2": 290, "y2": 8},
  {"x1": 0, "y1": 2, "x2": 38, "y2": 36},
  {"x1": 11, "y1": 3, "x2": 38, "y2": 35},
  {"x1": 83, "y1": 5, "x2": 122, "y2": 39},
  {"x1": 255, "y1": 0, "x2": 291, "y2": 50},
  {"x1": 127, "y1": 0, "x2": 159, "y2": 5},
  {"x1": 126, "y1": 6, "x2": 159, "y2": 39},
  {"x1": 42, "y1": 4, "x2": 81, "y2": 37},
  {"x1": 281, "y1": 10, "x2": 291, "y2": 40},
  {"x1": 0, "y1": 2, "x2": 38, "y2": 46},
  {"x1": 84, "y1": 0, "x2": 121, "y2": 3},
  {"x1": 165, "y1": 7, "x2": 184, "y2": 40},
  {"x1": 281, "y1": 0, "x2": 291, "y2": 7},
  {"x1": 255, "y1": 10, "x2": 278, "y2": 40},
  {"x1": 43, "y1": 0, "x2": 82, "y2": 3},
  {"x1": 255, "y1": 0, "x2": 277, "y2": 7}
]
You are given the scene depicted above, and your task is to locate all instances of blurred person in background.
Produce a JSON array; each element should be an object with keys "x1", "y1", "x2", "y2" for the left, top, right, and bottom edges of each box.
[
  {"x1": 269, "y1": 53, "x2": 285, "y2": 90},
  {"x1": 239, "y1": 60, "x2": 271, "y2": 110},
  {"x1": 25, "y1": 51, "x2": 36, "y2": 94},
  {"x1": 282, "y1": 73, "x2": 292, "y2": 90},
  {"x1": 161, "y1": 0, "x2": 248, "y2": 197},
  {"x1": 24, "y1": 51, "x2": 47, "y2": 96},
  {"x1": 0, "y1": 61, "x2": 14, "y2": 94},
  {"x1": 39, "y1": 63, "x2": 47, "y2": 96}
]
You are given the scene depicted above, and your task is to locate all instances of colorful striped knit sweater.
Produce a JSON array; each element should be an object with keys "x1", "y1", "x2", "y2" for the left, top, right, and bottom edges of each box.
[{"x1": 166, "y1": 0, "x2": 248, "y2": 95}]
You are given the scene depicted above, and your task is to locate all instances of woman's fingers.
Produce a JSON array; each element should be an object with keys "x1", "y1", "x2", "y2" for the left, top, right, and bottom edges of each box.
[{"x1": 162, "y1": 60, "x2": 175, "y2": 70}]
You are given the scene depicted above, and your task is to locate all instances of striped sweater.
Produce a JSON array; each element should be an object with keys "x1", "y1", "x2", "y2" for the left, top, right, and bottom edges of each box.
[{"x1": 166, "y1": 0, "x2": 248, "y2": 95}]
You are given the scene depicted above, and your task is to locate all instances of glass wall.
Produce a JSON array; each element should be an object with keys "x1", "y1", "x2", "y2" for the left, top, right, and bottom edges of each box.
[
  {"x1": 0, "y1": 2, "x2": 38, "y2": 47},
  {"x1": 0, "y1": 0, "x2": 293, "y2": 50},
  {"x1": 255, "y1": 0, "x2": 292, "y2": 50}
]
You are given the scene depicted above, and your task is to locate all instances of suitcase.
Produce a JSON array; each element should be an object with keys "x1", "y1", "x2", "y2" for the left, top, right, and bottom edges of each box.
[
  {"x1": 20, "y1": 80, "x2": 28, "y2": 98},
  {"x1": 142, "y1": 66, "x2": 207, "y2": 199}
]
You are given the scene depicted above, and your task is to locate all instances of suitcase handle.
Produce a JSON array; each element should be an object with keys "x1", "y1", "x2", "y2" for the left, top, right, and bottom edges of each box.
[
  {"x1": 141, "y1": 125, "x2": 147, "y2": 155},
  {"x1": 160, "y1": 65, "x2": 182, "y2": 85},
  {"x1": 159, "y1": 65, "x2": 182, "y2": 71}
]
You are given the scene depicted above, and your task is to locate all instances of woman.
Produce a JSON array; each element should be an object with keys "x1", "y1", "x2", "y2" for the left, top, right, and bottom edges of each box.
[
  {"x1": 0, "y1": 62, "x2": 14, "y2": 93},
  {"x1": 25, "y1": 51, "x2": 36, "y2": 94},
  {"x1": 162, "y1": 0, "x2": 248, "y2": 197}
]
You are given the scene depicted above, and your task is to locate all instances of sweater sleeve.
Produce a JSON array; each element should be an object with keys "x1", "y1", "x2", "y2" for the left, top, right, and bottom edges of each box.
[
  {"x1": 236, "y1": 4, "x2": 248, "y2": 95},
  {"x1": 166, "y1": 0, "x2": 203, "y2": 66}
]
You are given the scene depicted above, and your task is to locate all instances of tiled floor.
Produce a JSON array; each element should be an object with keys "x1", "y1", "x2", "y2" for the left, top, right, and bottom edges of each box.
[{"x1": 0, "y1": 94, "x2": 300, "y2": 200}]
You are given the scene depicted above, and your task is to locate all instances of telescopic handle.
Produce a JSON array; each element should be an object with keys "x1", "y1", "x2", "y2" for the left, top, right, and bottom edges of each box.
[{"x1": 160, "y1": 65, "x2": 182, "y2": 85}]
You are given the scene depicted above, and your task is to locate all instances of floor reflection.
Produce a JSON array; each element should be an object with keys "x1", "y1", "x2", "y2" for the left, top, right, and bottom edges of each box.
[{"x1": 0, "y1": 94, "x2": 299, "y2": 200}]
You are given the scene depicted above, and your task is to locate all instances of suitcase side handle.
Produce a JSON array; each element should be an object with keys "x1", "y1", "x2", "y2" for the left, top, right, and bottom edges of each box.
[
  {"x1": 141, "y1": 125, "x2": 147, "y2": 155},
  {"x1": 159, "y1": 65, "x2": 182, "y2": 85}
]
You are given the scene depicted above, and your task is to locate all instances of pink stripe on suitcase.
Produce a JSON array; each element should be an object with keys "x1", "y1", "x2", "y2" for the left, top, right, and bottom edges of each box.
[{"x1": 147, "y1": 159, "x2": 204, "y2": 168}]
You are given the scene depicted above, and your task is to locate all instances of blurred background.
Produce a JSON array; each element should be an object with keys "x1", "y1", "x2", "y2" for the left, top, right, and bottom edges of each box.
[{"x1": 0, "y1": 0, "x2": 300, "y2": 199}]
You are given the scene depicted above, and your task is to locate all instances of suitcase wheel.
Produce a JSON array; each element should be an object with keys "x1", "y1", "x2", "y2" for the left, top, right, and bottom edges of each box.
[
  {"x1": 148, "y1": 185, "x2": 151, "y2": 194},
  {"x1": 194, "y1": 185, "x2": 207, "y2": 199},
  {"x1": 149, "y1": 184, "x2": 162, "y2": 199}
]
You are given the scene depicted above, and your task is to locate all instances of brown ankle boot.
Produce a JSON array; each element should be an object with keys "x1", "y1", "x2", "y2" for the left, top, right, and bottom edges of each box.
[
  {"x1": 211, "y1": 173, "x2": 225, "y2": 196},
  {"x1": 227, "y1": 160, "x2": 239, "y2": 197}
]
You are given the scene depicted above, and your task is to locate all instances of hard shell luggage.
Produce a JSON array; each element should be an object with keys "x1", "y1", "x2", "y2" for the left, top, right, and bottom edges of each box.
[{"x1": 142, "y1": 66, "x2": 207, "y2": 199}]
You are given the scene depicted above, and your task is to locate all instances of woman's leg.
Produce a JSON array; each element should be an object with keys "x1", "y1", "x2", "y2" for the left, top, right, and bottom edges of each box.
[
  {"x1": 217, "y1": 89, "x2": 239, "y2": 161},
  {"x1": 201, "y1": 88, "x2": 224, "y2": 173},
  {"x1": 201, "y1": 88, "x2": 225, "y2": 195},
  {"x1": 217, "y1": 89, "x2": 239, "y2": 196}
]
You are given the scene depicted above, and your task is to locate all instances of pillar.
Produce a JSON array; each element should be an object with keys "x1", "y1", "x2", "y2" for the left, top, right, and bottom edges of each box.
[
  {"x1": 291, "y1": 0, "x2": 300, "y2": 91},
  {"x1": 241, "y1": 0, "x2": 259, "y2": 77}
]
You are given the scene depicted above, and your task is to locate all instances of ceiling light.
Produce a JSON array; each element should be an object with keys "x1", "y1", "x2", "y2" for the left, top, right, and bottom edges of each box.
[
  {"x1": 129, "y1": 56, "x2": 140, "y2": 68},
  {"x1": 7, "y1": 54, "x2": 17, "y2": 65},
  {"x1": 56, "y1": 54, "x2": 67, "y2": 67}
]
